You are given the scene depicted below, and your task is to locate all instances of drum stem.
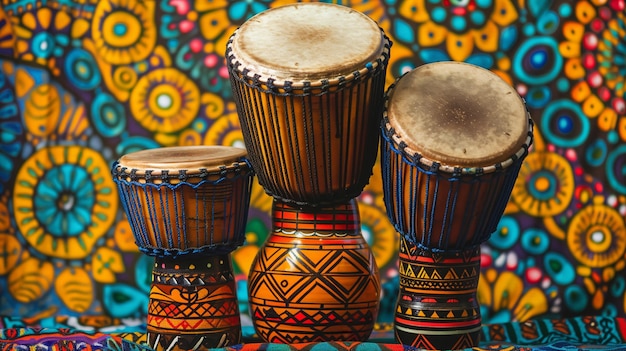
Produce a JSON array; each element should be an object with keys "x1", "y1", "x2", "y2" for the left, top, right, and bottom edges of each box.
[
  {"x1": 147, "y1": 254, "x2": 242, "y2": 351},
  {"x1": 395, "y1": 236, "x2": 481, "y2": 350},
  {"x1": 247, "y1": 199, "x2": 381, "y2": 343}
]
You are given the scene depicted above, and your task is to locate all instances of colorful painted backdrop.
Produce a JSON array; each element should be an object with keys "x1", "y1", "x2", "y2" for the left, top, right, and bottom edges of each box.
[{"x1": 0, "y1": 0, "x2": 625, "y2": 332}]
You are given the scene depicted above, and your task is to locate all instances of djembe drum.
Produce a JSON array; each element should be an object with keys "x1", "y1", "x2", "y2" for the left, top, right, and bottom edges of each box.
[
  {"x1": 226, "y1": 3, "x2": 391, "y2": 343},
  {"x1": 380, "y1": 62, "x2": 533, "y2": 350},
  {"x1": 112, "y1": 146, "x2": 253, "y2": 351}
]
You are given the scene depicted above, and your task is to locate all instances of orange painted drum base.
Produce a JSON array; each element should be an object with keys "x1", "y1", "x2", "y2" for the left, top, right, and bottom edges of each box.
[
  {"x1": 395, "y1": 237, "x2": 481, "y2": 350},
  {"x1": 248, "y1": 200, "x2": 381, "y2": 343},
  {"x1": 147, "y1": 255, "x2": 242, "y2": 351}
]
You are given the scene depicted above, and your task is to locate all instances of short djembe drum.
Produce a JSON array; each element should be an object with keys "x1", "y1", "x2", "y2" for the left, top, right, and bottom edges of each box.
[
  {"x1": 380, "y1": 62, "x2": 533, "y2": 350},
  {"x1": 226, "y1": 3, "x2": 391, "y2": 343},
  {"x1": 112, "y1": 146, "x2": 253, "y2": 351}
]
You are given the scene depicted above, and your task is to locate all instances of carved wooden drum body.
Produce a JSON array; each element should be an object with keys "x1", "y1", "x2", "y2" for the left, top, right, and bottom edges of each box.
[
  {"x1": 227, "y1": 3, "x2": 390, "y2": 343},
  {"x1": 248, "y1": 200, "x2": 380, "y2": 343},
  {"x1": 112, "y1": 146, "x2": 253, "y2": 350},
  {"x1": 227, "y1": 2, "x2": 391, "y2": 206},
  {"x1": 380, "y1": 62, "x2": 533, "y2": 350}
]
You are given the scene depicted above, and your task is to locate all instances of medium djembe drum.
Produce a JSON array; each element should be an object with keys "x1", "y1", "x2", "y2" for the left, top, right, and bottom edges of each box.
[
  {"x1": 226, "y1": 3, "x2": 391, "y2": 343},
  {"x1": 380, "y1": 62, "x2": 533, "y2": 350},
  {"x1": 112, "y1": 146, "x2": 253, "y2": 351}
]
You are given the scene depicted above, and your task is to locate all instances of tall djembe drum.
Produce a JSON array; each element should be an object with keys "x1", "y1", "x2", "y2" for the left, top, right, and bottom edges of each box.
[
  {"x1": 380, "y1": 62, "x2": 533, "y2": 350},
  {"x1": 226, "y1": 3, "x2": 391, "y2": 343},
  {"x1": 112, "y1": 146, "x2": 253, "y2": 351}
]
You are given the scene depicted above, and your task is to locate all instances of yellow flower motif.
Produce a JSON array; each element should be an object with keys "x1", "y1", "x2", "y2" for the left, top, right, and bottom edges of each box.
[
  {"x1": 478, "y1": 269, "x2": 548, "y2": 322},
  {"x1": 92, "y1": 0, "x2": 157, "y2": 65},
  {"x1": 12, "y1": 7, "x2": 72, "y2": 75},
  {"x1": 129, "y1": 67, "x2": 200, "y2": 134},
  {"x1": 402, "y1": 0, "x2": 518, "y2": 61},
  {"x1": 509, "y1": 150, "x2": 575, "y2": 217}
]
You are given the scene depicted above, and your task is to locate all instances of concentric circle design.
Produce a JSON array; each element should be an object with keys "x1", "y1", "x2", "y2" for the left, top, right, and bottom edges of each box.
[
  {"x1": 12, "y1": 145, "x2": 118, "y2": 259},
  {"x1": 520, "y1": 228, "x2": 550, "y2": 255},
  {"x1": 92, "y1": 0, "x2": 157, "y2": 65},
  {"x1": 130, "y1": 68, "x2": 200, "y2": 133},
  {"x1": 541, "y1": 99, "x2": 590, "y2": 148},
  {"x1": 567, "y1": 204, "x2": 626, "y2": 268},
  {"x1": 513, "y1": 36, "x2": 563, "y2": 85},
  {"x1": 543, "y1": 252, "x2": 575, "y2": 285},
  {"x1": 490, "y1": 216, "x2": 520, "y2": 250},
  {"x1": 64, "y1": 49, "x2": 101, "y2": 91},
  {"x1": 586, "y1": 139, "x2": 608, "y2": 168},
  {"x1": 91, "y1": 92, "x2": 126, "y2": 138},
  {"x1": 564, "y1": 284, "x2": 588, "y2": 313},
  {"x1": 112, "y1": 66, "x2": 138, "y2": 92},
  {"x1": 511, "y1": 151, "x2": 574, "y2": 217}
]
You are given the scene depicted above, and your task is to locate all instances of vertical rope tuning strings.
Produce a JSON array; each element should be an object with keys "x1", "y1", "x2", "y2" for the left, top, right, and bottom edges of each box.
[
  {"x1": 112, "y1": 163, "x2": 253, "y2": 257},
  {"x1": 226, "y1": 31, "x2": 391, "y2": 206}
]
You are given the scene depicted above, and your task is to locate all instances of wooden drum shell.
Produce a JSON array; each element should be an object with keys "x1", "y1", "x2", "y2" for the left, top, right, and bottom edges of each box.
[
  {"x1": 380, "y1": 62, "x2": 533, "y2": 251},
  {"x1": 112, "y1": 146, "x2": 253, "y2": 257},
  {"x1": 226, "y1": 3, "x2": 391, "y2": 206}
]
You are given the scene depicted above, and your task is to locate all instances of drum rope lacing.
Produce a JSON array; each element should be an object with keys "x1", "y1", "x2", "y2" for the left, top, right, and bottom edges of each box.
[
  {"x1": 111, "y1": 160, "x2": 254, "y2": 258},
  {"x1": 226, "y1": 31, "x2": 393, "y2": 206},
  {"x1": 379, "y1": 82, "x2": 534, "y2": 253}
]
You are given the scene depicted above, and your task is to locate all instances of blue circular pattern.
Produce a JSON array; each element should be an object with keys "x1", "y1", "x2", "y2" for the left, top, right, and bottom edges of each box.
[
  {"x1": 451, "y1": 16, "x2": 467, "y2": 31},
  {"x1": 521, "y1": 228, "x2": 550, "y2": 255},
  {"x1": 611, "y1": 275, "x2": 625, "y2": 298},
  {"x1": 537, "y1": 11, "x2": 559, "y2": 35},
  {"x1": 65, "y1": 49, "x2": 101, "y2": 90},
  {"x1": 586, "y1": 139, "x2": 608, "y2": 168},
  {"x1": 564, "y1": 285, "x2": 589, "y2": 313},
  {"x1": 91, "y1": 93, "x2": 126, "y2": 138},
  {"x1": 541, "y1": 99, "x2": 590, "y2": 148},
  {"x1": 431, "y1": 7, "x2": 447, "y2": 23},
  {"x1": 513, "y1": 36, "x2": 563, "y2": 85},
  {"x1": 528, "y1": 170, "x2": 558, "y2": 201},
  {"x1": 491, "y1": 216, "x2": 520, "y2": 250},
  {"x1": 31, "y1": 32, "x2": 55, "y2": 59},
  {"x1": 34, "y1": 164, "x2": 96, "y2": 237},
  {"x1": 526, "y1": 85, "x2": 551, "y2": 109},
  {"x1": 544, "y1": 252, "x2": 575, "y2": 285}
]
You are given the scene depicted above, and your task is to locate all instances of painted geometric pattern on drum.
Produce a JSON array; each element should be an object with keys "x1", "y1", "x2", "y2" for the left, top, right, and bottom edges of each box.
[
  {"x1": 0, "y1": 0, "x2": 624, "y2": 332},
  {"x1": 146, "y1": 255, "x2": 241, "y2": 350},
  {"x1": 248, "y1": 230, "x2": 380, "y2": 343},
  {"x1": 395, "y1": 238, "x2": 481, "y2": 350}
]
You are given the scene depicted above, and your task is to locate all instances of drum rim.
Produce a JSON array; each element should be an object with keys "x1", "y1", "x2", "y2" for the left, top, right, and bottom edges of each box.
[
  {"x1": 112, "y1": 145, "x2": 252, "y2": 181},
  {"x1": 382, "y1": 100, "x2": 534, "y2": 175},
  {"x1": 381, "y1": 62, "x2": 534, "y2": 175},
  {"x1": 226, "y1": 30, "x2": 391, "y2": 89}
]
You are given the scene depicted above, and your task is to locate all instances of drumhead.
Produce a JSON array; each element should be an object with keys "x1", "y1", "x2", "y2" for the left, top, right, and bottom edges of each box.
[
  {"x1": 117, "y1": 145, "x2": 247, "y2": 174},
  {"x1": 229, "y1": 3, "x2": 384, "y2": 83},
  {"x1": 385, "y1": 61, "x2": 529, "y2": 169}
]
